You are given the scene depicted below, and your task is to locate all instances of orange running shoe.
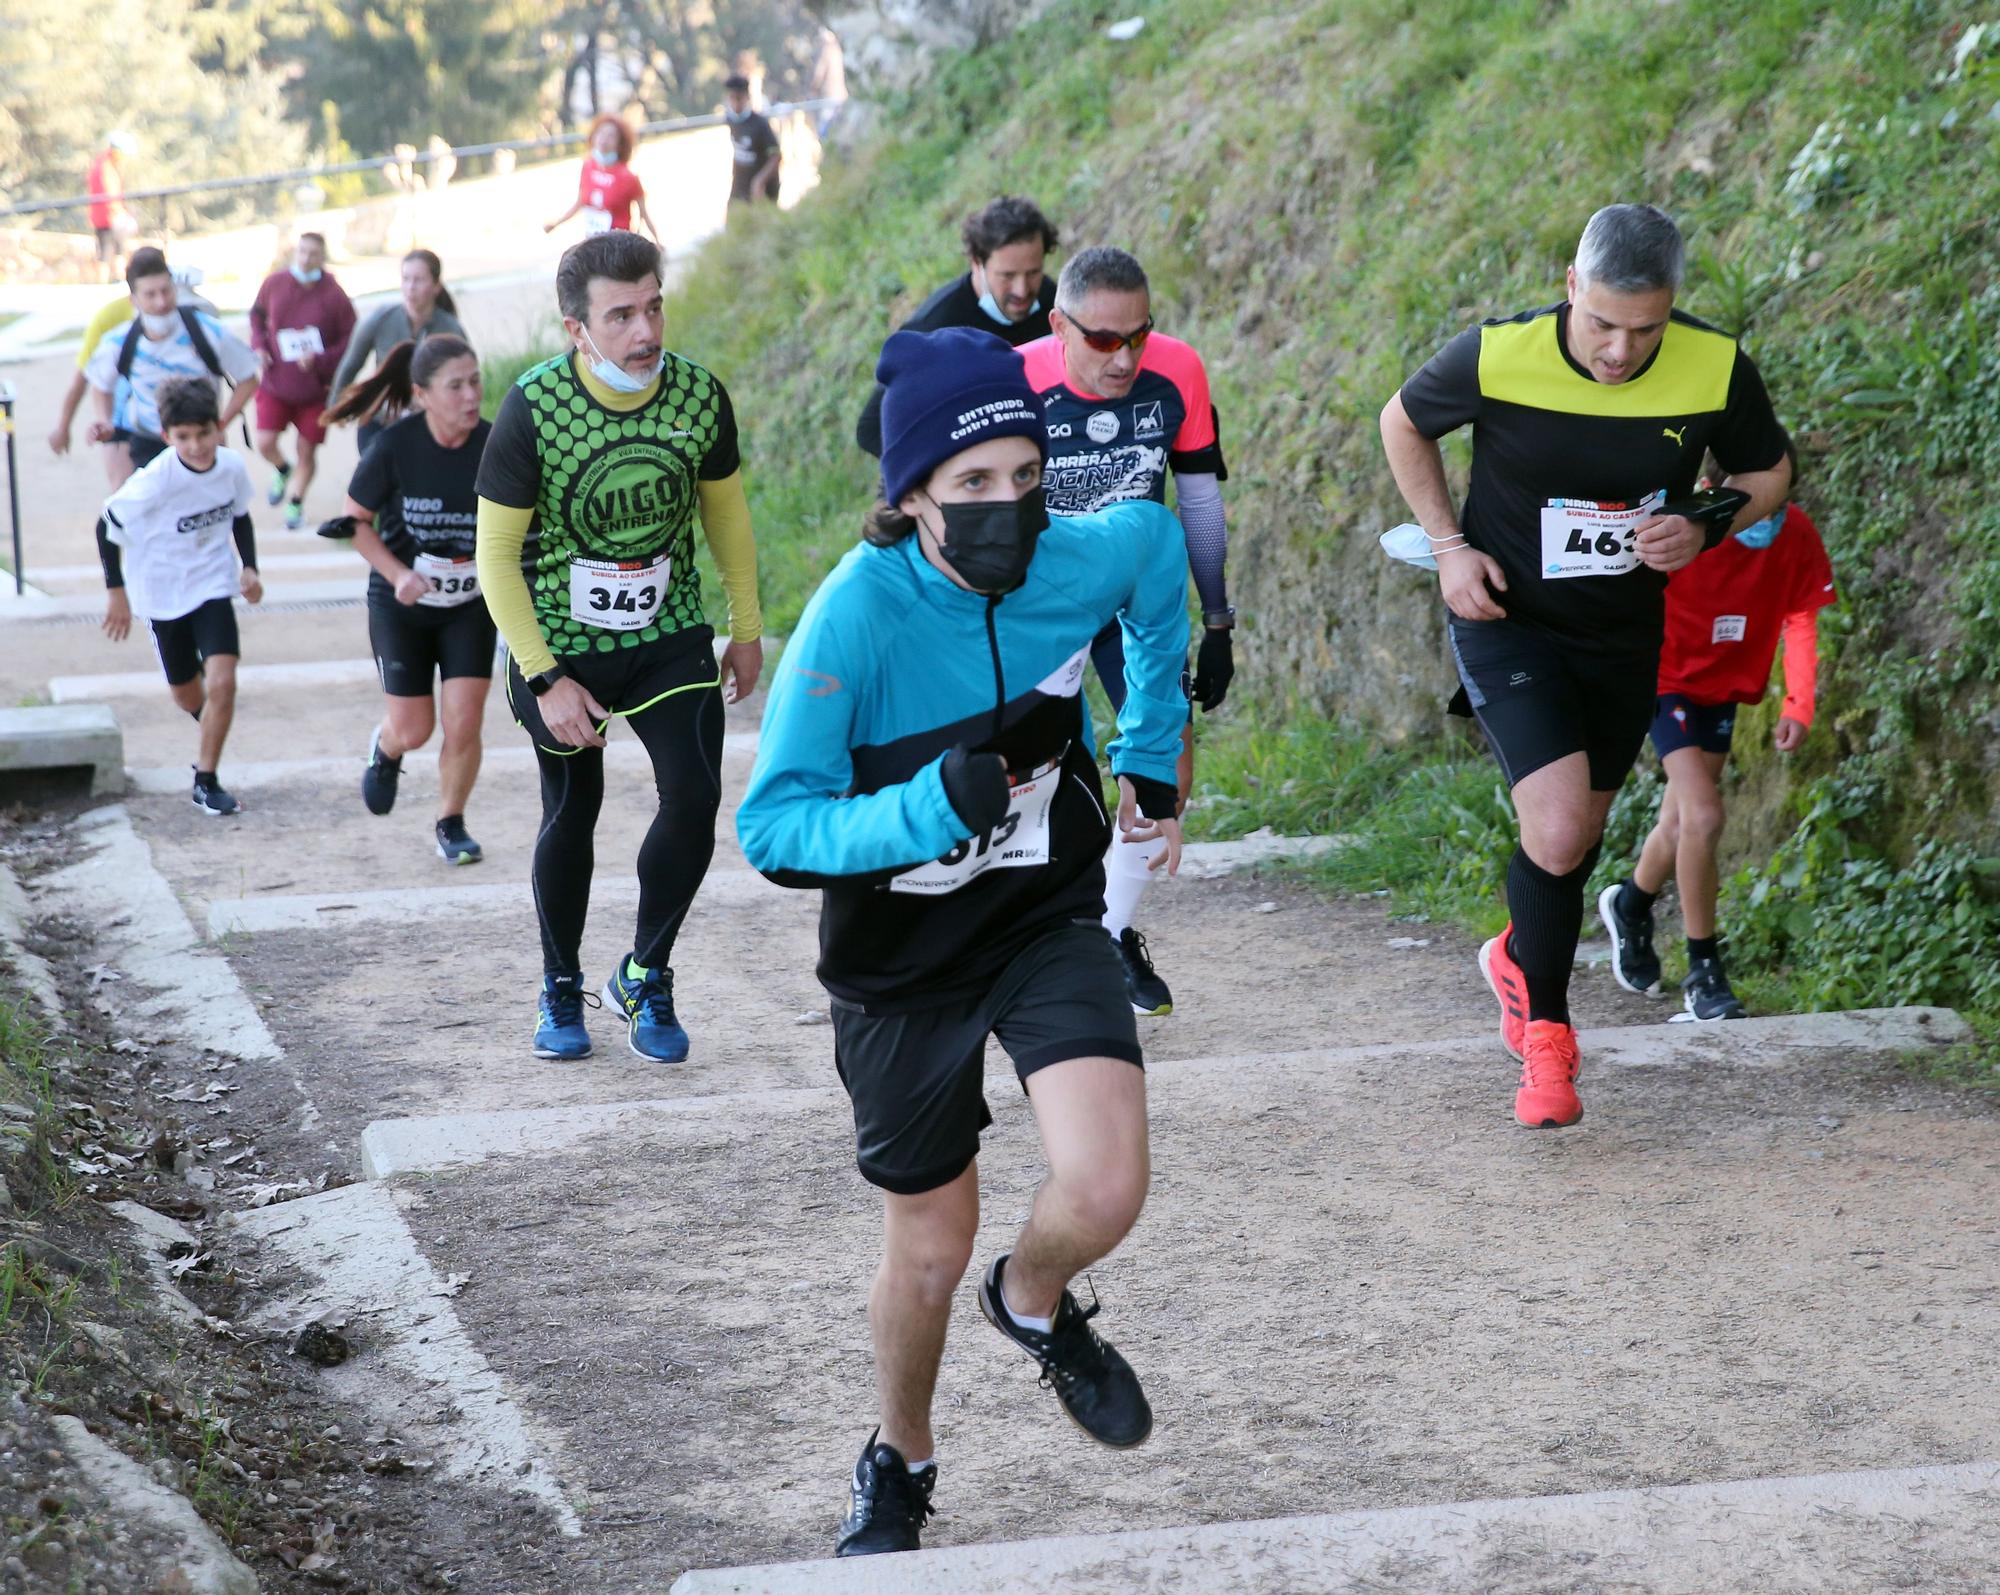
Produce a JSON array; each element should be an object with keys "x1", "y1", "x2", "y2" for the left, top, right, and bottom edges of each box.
[
  {"x1": 1477, "y1": 929, "x2": 1529, "y2": 1061},
  {"x1": 1514, "y1": 1020, "x2": 1583, "y2": 1128}
]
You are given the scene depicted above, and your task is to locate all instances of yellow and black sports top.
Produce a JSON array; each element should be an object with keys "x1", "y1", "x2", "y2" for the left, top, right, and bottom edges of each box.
[{"x1": 1400, "y1": 303, "x2": 1788, "y2": 651}]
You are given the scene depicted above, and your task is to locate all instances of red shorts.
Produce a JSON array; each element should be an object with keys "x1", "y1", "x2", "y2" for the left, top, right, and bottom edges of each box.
[{"x1": 254, "y1": 390, "x2": 327, "y2": 444}]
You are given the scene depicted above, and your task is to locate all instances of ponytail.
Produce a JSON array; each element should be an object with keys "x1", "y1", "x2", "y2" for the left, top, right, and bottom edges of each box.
[
  {"x1": 435, "y1": 284, "x2": 458, "y2": 317},
  {"x1": 326, "y1": 339, "x2": 418, "y2": 427}
]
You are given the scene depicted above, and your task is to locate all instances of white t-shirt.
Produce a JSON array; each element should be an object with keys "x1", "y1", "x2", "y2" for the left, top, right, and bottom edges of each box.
[
  {"x1": 84, "y1": 310, "x2": 259, "y2": 438},
  {"x1": 103, "y1": 448, "x2": 255, "y2": 620}
]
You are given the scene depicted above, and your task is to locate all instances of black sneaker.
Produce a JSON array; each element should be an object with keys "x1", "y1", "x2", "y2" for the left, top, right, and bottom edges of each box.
[
  {"x1": 1674, "y1": 957, "x2": 1747, "y2": 1022},
  {"x1": 191, "y1": 771, "x2": 240, "y2": 818},
  {"x1": 977, "y1": 1253, "x2": 1152, "y2": 1449},
  {"x1": 1114, "y1": 927, "x2": 1173, "y2": 1017},
  {"x1": 1597, "y1": 882, "x2": 1662, "y2": 998},
  {"x1": 834, "y1": 1428, "x2": 935, "y2": 1557},
  {"x1": 435, "y1": 815, "x2": 482, "y2": 865},
  {"x1": 362, "y1": 727, "x2": 401, "y2": 816}
]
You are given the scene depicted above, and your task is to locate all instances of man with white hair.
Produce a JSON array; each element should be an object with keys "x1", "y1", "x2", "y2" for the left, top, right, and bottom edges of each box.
[{"x1": 1378, "y1": 203, "x2": 1792, "y2": 1129}]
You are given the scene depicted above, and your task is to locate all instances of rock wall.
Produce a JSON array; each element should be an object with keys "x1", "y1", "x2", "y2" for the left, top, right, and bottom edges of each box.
[{"x1": 831, "y1": 0, "x2": 1059, "y2": 89}]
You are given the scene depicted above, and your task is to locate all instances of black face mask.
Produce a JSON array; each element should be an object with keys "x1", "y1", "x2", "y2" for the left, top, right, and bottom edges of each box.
[{"x1": 931, "y1": 486, "x2": 1049, "y2": 595}]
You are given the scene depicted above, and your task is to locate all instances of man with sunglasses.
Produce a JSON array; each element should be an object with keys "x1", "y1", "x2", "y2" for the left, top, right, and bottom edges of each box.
[{"x1": 1020, "y1": 246, "x2": 1235, "y2": 1019}]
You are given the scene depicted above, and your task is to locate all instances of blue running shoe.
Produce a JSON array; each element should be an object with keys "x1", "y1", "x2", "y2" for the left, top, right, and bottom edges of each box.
[
  {"x1": 602, "y1": 955, "x2": 690, "y2": 1062},
  {"x1": 532, "y1": 972, "x2": 593, "y2": 1060}
]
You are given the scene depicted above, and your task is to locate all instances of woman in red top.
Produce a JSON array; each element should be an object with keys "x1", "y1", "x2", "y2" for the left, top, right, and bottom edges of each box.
[
  {"x1": 544, "y1": 114, "x2": 658, "y2": 242},
  {"x1": 1597, "y1": 467, "x2": 1838, "y2": 1023}
]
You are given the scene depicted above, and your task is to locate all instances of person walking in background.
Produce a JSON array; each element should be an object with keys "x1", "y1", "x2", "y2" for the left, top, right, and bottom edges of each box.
[
  {"x1": 855, "y1": 197, "x2": 1060, "y2": 456},
  {"x1": 810, "y1": 28, "x2": 849, "y2": 136},
  {"x1": 724, "y1": 75, "x2": 781, "y2": 213},
  {"x1": 249, "y1": 232, "x2": 355, "y2": 530},
  {"x1": 331, "y1": 249, "x2": 468, "y2": 454},
  {"x1": 87, "y1": 132, "x2": 135, "y2": 284},
  {"x1": 544, "y1": 115, "x2": 660, "y2": 243},
  {"x1": 1598, "y1": 456, "x2": 1837, "y2": 1022}
]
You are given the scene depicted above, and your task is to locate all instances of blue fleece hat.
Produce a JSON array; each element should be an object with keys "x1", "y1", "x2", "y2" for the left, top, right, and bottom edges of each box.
[{"x1": 876, "y1": 326, "x2": 1047, "y2": 507}]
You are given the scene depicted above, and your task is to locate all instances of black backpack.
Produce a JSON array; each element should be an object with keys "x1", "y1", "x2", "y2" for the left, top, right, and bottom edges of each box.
[{"x1": 117, "y1": 306, "x2": 250, "y2": 444}]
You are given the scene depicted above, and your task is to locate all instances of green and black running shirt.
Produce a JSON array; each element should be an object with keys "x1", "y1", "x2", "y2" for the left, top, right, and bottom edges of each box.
[
  {"x1": 1399, "y1": 303, "x2": 1789, "y2": 652},
  {"x1": 476, "y1": 349, "x2": 741, "y2": 655}
]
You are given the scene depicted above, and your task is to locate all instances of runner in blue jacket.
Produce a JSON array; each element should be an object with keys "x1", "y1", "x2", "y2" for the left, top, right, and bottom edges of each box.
[{"x1": 738, "y1": 326, "x2": 1187, "y2": 1558}]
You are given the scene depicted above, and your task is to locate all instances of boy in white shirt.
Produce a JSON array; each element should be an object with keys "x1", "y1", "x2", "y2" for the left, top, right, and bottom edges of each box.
[{"x1": 97, "y1": 378, "x2": 264, "y2": 815}]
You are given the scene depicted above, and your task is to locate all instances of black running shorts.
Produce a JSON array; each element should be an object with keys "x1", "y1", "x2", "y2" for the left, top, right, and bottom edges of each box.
[
  {"x1": 114, "y1": 429, "x2": 167, "y2": 470},
  {"x1": 504, "y1": 624, "x2": 720, "y2": 755},
  {"x1": 368, "y1": 584, "x2": 498, "y2": 697},
  {"x1": 831, "y1": 922, "x2": 1144, "y2": 1196},
  {"x1": 1650, "y1": 694, "x2": 1738, "y2": 759},
  {"x1": 149, "y1": 597, "x2": 239, "y2": 688},
  {"x1": 1447, "y1": 618, "x2": 1656, "y2": 791}
]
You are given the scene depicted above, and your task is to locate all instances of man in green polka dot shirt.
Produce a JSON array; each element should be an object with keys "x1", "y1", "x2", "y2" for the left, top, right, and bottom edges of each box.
[{"x1": 475, "y1": 230, "x2": 763, "y2": 1064}]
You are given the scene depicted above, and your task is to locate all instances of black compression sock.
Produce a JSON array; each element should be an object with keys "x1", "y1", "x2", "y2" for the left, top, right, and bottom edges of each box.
[
  {"x1": 1687, "y1": 935, "x2": 1720, "y2": 966},
  {"x1": 1616, "y1": 876, "x2": 1656, "y2": 917},
  {"x1": 1506, "y1": 844, "x2": 1602, "y2": 1025}
]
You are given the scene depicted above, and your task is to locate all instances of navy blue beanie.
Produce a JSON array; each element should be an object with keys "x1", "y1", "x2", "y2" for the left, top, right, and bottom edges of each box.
[{"x1": 876, "y1": 326, "x2": 1047, "y2": 507}]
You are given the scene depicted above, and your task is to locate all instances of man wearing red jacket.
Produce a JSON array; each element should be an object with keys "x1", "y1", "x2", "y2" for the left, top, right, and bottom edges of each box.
[
  {"x1": 249, "y1": 233, "x2": 356, "y2": 530},
  {"x1": 1598, "y1": 482, "x2": 1837, "y2": 1021}
]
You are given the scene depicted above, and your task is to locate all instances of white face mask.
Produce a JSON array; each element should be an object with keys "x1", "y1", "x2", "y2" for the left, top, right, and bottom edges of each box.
[
  {"x1": 581, "y1": 327, "x2": 662, "y2": 394},
  {"x1": 140, "y1": 310, "x2": 179, "y2": 338}
]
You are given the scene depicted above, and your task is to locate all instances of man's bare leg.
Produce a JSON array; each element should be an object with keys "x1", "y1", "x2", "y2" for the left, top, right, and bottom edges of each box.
[{"x1": 871, "y1": 1161, "x2": 978, "y2": 1463}]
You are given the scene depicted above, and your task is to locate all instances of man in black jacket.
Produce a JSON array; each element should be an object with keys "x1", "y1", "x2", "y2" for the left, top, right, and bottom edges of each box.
[{"x1": 855, "y1": 196, "x2": 1059, "y2": 455}]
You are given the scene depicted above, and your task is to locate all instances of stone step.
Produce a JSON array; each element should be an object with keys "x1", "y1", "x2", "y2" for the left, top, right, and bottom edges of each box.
[
  {"x1": 0, "y1": 702, "x2": 123, "y2": 794},
  {"x1": 669, "y1": 1457, "x2": 2000, "y2": 1593}
]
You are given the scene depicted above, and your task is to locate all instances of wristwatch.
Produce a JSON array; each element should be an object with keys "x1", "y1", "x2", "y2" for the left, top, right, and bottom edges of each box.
[
  {"x1": 526, "y1": 664, "x2": 567, "y2": 697},
  {"x1": 1202, "y1": 605, "x2": 1237, "y2": 630}
]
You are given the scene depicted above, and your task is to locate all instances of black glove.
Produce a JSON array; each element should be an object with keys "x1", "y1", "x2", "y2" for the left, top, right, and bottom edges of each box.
[
  {"x1": 939, "y1": 747, "x2": 1010, "y2": 834},
  {"x1": 315, "y1": 514, "x2": 357, "y2": 541},
  {"x1": 1123, "y1": 773, "x2": 1178, "y2": 823},
  {"x1": 1192, "y1": 628, "x2": 1234, "y2": 712}
]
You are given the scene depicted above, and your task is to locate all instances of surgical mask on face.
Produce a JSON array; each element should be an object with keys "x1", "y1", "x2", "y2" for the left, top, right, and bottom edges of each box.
[
  {"x1": 139, "y1": 311, "x2": 179, "y2": 338},
  {"x1": 976, "y1": 288, "x2": 1018, "y2": 326},
  {"x1": 592, "y1": 148, "x2": 618, "y2": 167},
  {"x1": 581, "y1": 327, "x2": 662, "y2": 394},
  {"x1": 725, "y1": 106, "x2": 751, "y2": 122},
  {"x1": 929, "y1": 486, "x2": 1049, "y2": 594},
  {"x1": 291, "y1": 265, "x2": 322, "y2": 285},
  {"x1": 1732, "y1": 509, "x2": 1785, "y2": 549}
]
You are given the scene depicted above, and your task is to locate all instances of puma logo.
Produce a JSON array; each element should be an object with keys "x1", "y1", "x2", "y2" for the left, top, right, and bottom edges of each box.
[
  {"x1": 796, "y1": 667, "x2": 842, "y2": 697},
  {"x1": 1662, "y1": 425, "x2": 1688, "y2": 446}
]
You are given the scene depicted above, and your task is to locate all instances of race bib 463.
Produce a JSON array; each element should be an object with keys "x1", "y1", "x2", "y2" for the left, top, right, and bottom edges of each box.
[{"x1": 1538, "y1": 490, "x2": 1663, "y2": 580}]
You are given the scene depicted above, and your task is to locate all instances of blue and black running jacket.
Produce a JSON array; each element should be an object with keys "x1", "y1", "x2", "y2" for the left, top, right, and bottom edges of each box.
[{"x1": 738, "y1": 501, "x2": 1190, "y2": 1010}]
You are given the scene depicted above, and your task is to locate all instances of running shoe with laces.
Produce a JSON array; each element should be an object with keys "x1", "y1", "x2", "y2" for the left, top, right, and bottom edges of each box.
[
  {"x1": 265, "y1": 463, "x2": 291, "y2": 506},
  {"x1": 977, "y1": 1253, "x2": 1152, "y2": 1448},
  {"x1": 1514, "y1": 1018, "x2": 1583, "y2": 1128},
  {"x1": 361, "y1": 727, "x2": 401, "y2": 816},
  {"x1": 602, "y1": 955, "x2": 691, "y2": 1062},
  {"x1": 532, "y1": 972, "x2": 593, "y2": 1060},
  {"x1": 1673, "y1": 957, "x2": 1747, "y2": 1023},
  {"x1": 434, "y1": 815, "x2": 482, "y2": 865},
  {"x1": 834, "y1": 1428, "x2": 936, "y2": 1557},
  {"x1": 1477, "y1": 927, "x2": 1529, "y2": 1061},
  {"x1": 1114, "y1": 927, "x2": 1173, "y2": 1016},
  {"x1": 1597, "y1": 882, "x2": 1663, "y2": 997},
  {"x1": 283, "y1": 499, "x2": 304, "y2": 531},
  {"x1": 190, "y1": 770, "x2": 240, "y2": 818}
]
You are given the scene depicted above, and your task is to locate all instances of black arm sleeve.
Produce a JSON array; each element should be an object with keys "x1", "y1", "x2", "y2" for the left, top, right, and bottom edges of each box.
[
  {"x1": 95, "y1": 516, "x2": 123, "y2": 589},
  {"x1": 233, "y1": 514, "x2": 258, "y2": 570},
  {"x1": 474, "y1": 386, "x2": 543, "y2": 508},
  {"x1": 1711, "y1": 350, "x2": 1790, "y2": 477},
  {"x1": 1397, "y1": 327, "x2": 1483, "y2": 440},
  {"x1": 698, "y1": 380, "x2": 742, "y2": 480}
]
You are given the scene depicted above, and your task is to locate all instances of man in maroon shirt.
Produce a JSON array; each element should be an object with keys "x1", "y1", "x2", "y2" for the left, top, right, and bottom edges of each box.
[{"x1": 249, "y1": 233, "x2": 355, "y2": 529}]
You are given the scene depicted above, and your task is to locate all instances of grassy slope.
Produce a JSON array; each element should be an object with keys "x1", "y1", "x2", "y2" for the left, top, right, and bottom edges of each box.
[{"x1": 647, "y1": 0, "x2": 2000, "y2": 1016}]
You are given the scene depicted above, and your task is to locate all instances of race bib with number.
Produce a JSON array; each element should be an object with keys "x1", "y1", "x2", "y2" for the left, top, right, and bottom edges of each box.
[
  {"x1": 276, "y1": 326, "x2": 325, "y2": 362},
  {"x1": 583, "y1": 205, "x2": 614, "y2": 235},
  {"x1": 1711, "y1": 614, "x2": 1748, "y2": 644},
  {"x1": 569, "y1": 553, "x2": 671, "y2": 630},
  {"x1": 890, "y1": 753, "x2": 1064, "y2": 897},
  {"x1": 1538, "y1": 491, "x2": 1663, "y2": 580},
  {"x1": 413, "y1": 552, "x2": 479, "y2": 609}
]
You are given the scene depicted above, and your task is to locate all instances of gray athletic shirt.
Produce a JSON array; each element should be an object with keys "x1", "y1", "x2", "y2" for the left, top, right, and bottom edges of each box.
[{"x1": 330, "y1": 303, "x2": 468, "y2": 395}]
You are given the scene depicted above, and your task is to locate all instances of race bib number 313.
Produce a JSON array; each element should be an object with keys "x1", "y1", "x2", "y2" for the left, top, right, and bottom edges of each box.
[
  {"x1": 1539, "y1": 491, "x2": 1663, "y2": 580},
  {"x1": 569, "y1": 553, "x2": 670, "y2": 629},
  {"x1": 890, "y1": 754, "x2": 1063, "y2": 896}
]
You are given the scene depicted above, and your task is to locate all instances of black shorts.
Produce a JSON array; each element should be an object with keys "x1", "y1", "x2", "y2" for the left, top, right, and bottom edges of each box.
[
  {"x1": 114, "y1": 429, "x2": 166, "y2": 470},
  {"x1": 150, "y1": 597, "x2": 239, "y2": 688},
  {"x1": 95, "y1": 226, "x2": 118, "y2": 261},
  {"x1": 831, "y1": 922, "x2": 1143, "y2": 1195},
  {"x1": 368, "y1": 584, "x2": 498, "y2": 697},
  {"x1": 503, "y1": 624, "x2": 719, "y2": 755},
  {"x1": 1651, "y1": 694, "x2": 1738, "y2": 759},
  {"x1": 1447, "y1": 618, "x2": 1655, "y2": 791}
]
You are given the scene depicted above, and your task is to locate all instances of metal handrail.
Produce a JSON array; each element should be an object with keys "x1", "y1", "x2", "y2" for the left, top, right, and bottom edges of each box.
[{"x1": 0, "y1": 100, "x2": 840, "y2": 222}]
